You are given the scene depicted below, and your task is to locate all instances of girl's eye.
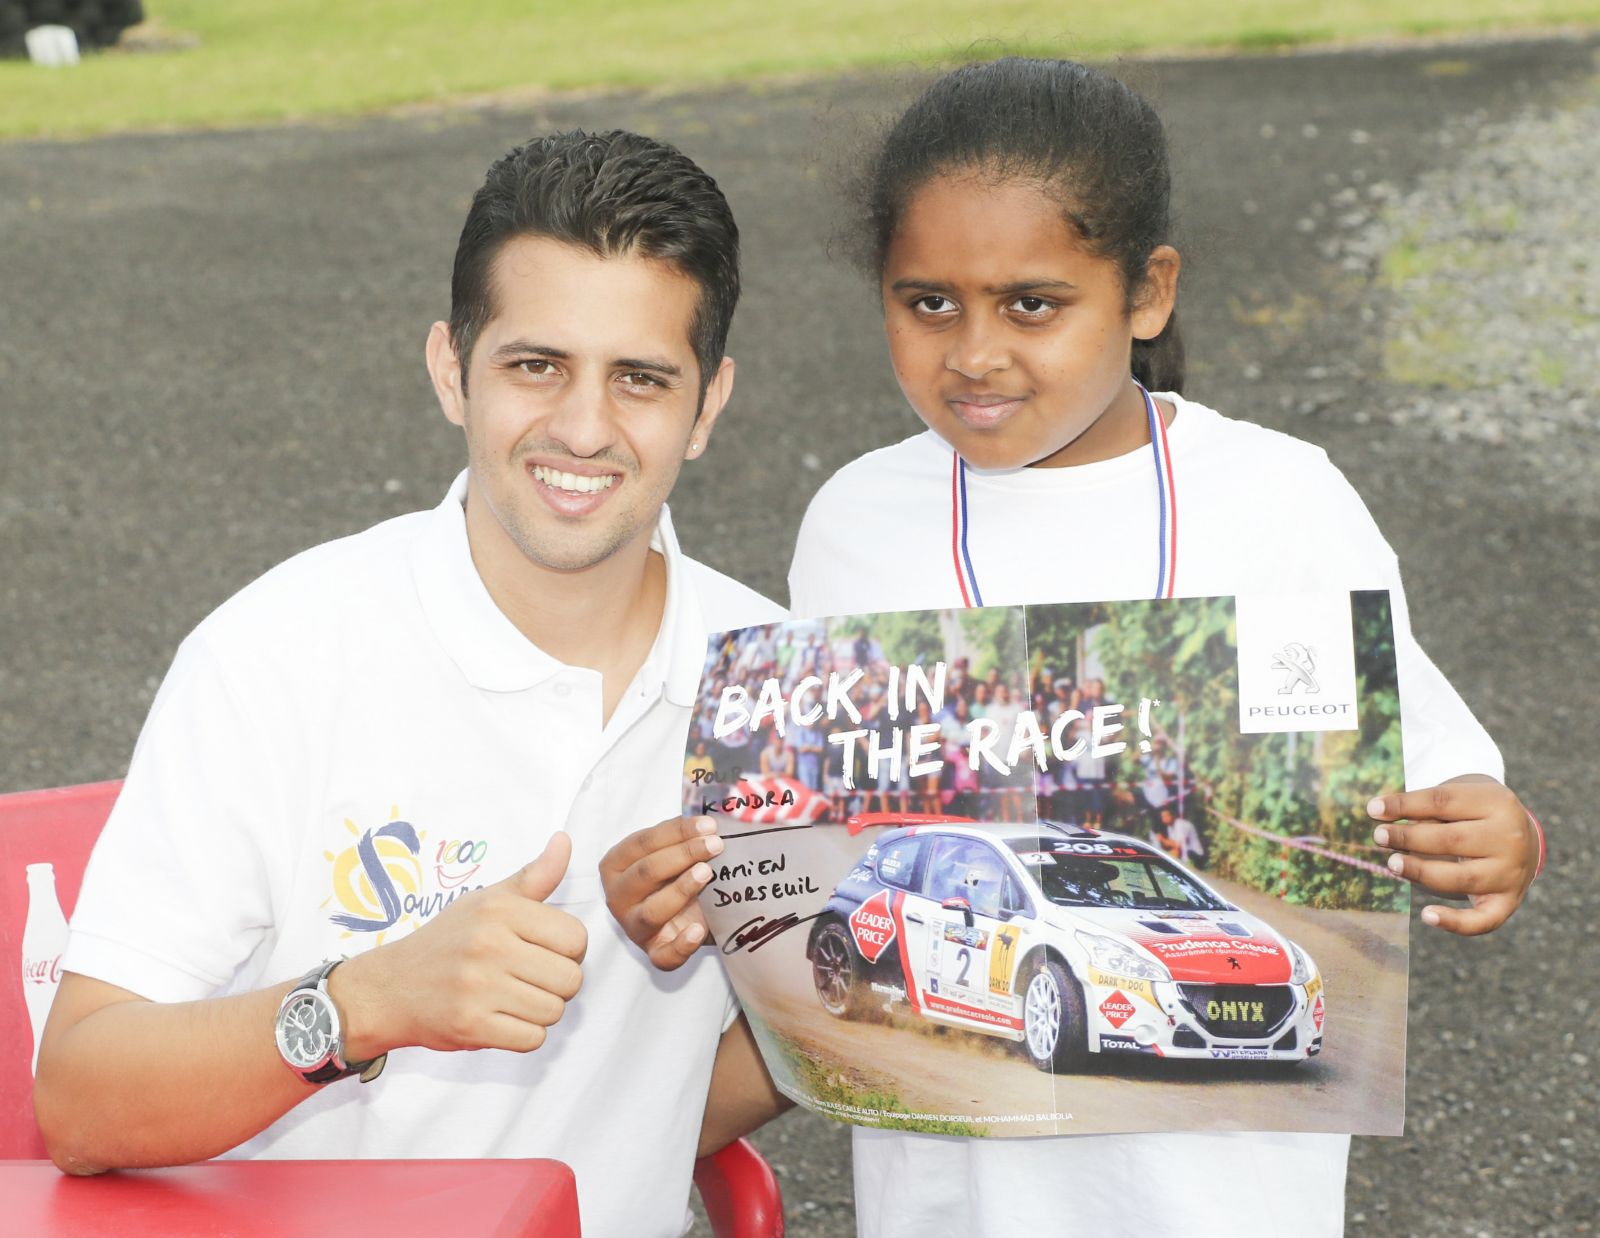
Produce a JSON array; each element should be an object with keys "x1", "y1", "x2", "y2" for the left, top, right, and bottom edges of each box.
[
  {"x1": 913, "y1": 295, "x2": 956, "y2": 315},
  {"x1": 1010, "y1": 296, "x2": 1053, "y2": 315}
]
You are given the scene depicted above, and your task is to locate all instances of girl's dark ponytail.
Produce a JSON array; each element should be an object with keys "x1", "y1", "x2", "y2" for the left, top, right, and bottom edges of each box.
[{"x1": 855, "y1": 58, "x2": 1184, "y2": 393}]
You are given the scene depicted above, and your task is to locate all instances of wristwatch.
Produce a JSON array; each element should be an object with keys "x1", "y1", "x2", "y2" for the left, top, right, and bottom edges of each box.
[{"x1": 274, "y1": 959, "x2": 387, "y2": 1084}]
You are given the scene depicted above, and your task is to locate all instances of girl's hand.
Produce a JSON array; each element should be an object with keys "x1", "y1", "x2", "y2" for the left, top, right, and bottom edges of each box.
[
  {"x1": 1367, "y1": 776, "x2": 1540, "y2": 935},
  {"x1": 599, "y1": 815, "x2": 723, "y2": 970}
]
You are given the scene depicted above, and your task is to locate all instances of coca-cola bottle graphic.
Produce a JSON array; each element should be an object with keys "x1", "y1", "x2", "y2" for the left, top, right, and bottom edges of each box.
[{"x1": 22, "y1": 863, "x2": 69, "y2": 1076}]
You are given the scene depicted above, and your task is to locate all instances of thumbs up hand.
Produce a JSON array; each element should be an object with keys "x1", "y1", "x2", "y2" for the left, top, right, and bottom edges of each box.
[
  {"x1": 511, "y1": 830, "x2": 578, "y2": 902},
  {"x1": 330, "y1": 832, "x2": 588, "y2": 1059}
]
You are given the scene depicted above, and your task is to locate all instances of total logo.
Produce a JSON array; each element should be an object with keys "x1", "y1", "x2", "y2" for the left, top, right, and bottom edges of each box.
[
  {"x1": 1099, "y1": 991, "x2": 1136, "y2": 1029},
  {"x1": 849, "y1": 890, "x2": 897, "y2": 963}
]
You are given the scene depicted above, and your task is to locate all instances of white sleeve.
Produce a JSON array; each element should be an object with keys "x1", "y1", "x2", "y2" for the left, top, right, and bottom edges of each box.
[
  {"x1": 786, "y1": 496, "x2": 830, "y2": 620},
  {"x1": 1316, "y1": 463, "x2": 1503, "y2": 789},
  {"x1": 61, "y1": 629, "x2": 291, "y2": 1003},
  {"x1": 1387, "y1": 565, "x2": 1504, "y2": 788}
]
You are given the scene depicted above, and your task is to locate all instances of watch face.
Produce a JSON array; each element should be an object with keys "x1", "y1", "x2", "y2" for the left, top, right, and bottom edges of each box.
[{"x1": 277, "y1": 991, "x2": 336, "y2": 1069}]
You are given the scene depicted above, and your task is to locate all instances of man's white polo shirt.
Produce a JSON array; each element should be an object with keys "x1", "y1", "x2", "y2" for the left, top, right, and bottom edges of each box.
[{"x1": 63, "y1": 471, "x2": 782, "y2": 1237}]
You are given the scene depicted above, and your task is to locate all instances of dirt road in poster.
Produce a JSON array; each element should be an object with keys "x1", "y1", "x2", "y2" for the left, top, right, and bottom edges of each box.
[{"x1": 738, "y1": 873, "x2": 1406, "y2": 1137}]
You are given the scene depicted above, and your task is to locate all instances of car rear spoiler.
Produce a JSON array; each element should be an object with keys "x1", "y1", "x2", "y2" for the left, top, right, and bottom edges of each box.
[{"x1": 842, "y1": 812, "x2": 978, "y2": 837}]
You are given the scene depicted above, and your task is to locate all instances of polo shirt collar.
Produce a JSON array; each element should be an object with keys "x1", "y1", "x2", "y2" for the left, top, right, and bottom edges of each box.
[
  {"x1": 651, "y1": 503, "x2": 710, "y2": 710},
  {"x1": 412, "y1": 470, "x2": 707, "y2": 703}
]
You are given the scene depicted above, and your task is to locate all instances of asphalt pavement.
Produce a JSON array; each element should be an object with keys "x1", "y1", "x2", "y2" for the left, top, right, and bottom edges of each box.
[{"x1": 2, "y1": 33, "x2": 1596, "y2": 1236}]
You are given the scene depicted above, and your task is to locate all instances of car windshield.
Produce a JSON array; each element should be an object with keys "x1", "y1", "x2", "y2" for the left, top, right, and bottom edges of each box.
[{"x1": 1013, "y1": 849, "x2": 1228, "y2": 911}]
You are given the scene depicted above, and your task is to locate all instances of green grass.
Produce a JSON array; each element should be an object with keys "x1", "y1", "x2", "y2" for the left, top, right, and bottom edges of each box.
[
  {"x1": 3, "y1": 1, "x2": 1599, "y2": 139},
  {"x1": 1379, "y1": 233, "x2": 1489, "y2": 287},
  {"x1": 1384, "y1": 326, "x2": 1474, "y2": 388},
  {"x1": 771, "y1": 1029, "x2": 989, "y2": 1137},
  {"x1": 745, "y1": 1012, "x2": 989, "y2": 1138},
  {"x1": 1531, "y1": 348, "x2": 1568, "y2": 389}
]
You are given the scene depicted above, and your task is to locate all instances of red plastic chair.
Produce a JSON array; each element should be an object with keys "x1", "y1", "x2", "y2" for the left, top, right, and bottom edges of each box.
[
  {"x1": 0, "y1": 780, "x2": 784, "y2": 1236},
  {"x1": 695, "y1": 1135, "x2": 785, "y2": 1238}
]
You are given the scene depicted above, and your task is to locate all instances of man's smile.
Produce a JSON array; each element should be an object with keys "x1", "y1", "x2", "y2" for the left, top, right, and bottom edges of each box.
[
  {"x1": 520, "y1": 453, "x2": 628, "y2": 519},
  {"x1": 530, "y1": 463, "x2": 619, "y2": 494}
]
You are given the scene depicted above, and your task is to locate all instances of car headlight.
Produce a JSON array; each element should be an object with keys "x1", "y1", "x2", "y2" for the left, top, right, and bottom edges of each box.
[
  {"x1": 1075, "y1": 930, "x2": 1170, "y2": 982},
  {"x1": 1286, "y1": 940, "x2": 1313, "y2": 986}
]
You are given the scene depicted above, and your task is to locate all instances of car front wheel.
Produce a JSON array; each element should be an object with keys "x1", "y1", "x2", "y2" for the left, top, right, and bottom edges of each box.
[
  {"x1": 812, "y1": 921, "x2": 866, "y2": 1018},
  {"x1": 1022, "y1": 955, "x2": 1089, "y2": 1073}
]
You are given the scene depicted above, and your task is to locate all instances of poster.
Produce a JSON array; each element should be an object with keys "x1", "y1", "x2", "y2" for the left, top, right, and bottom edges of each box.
[{"x1": 684, "y1": 593, "x2": 1409, "y2": 1137}]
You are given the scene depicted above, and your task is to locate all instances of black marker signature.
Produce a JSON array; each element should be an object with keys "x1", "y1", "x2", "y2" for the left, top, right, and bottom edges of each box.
[{"x1": 722, "y1": 911, "x2": 825, "y2": 956}]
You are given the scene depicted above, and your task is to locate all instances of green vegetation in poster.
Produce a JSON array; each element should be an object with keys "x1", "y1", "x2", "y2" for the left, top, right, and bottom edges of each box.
[{"x1": 1032, "y1": 595, "x2": 1406, "y2": 911}]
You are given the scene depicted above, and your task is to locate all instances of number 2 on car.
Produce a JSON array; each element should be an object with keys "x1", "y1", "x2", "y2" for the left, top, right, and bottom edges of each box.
[{"x1": 939, "y1": 923, "x2": 987, "y2": 995}]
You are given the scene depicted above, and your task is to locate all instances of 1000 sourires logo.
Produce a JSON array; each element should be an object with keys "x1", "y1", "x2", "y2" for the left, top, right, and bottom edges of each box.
[{"x1": 321, "y1": 808, "x2": 490, "y2": 944}]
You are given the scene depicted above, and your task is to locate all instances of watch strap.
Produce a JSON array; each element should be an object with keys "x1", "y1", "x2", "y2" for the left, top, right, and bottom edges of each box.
[
  {"x1": 302, "y1": 1058, "x2": 351, "y2": 1085},
  {"x1": 296, "y1": 958, "x2": 341, "y2": 990}
]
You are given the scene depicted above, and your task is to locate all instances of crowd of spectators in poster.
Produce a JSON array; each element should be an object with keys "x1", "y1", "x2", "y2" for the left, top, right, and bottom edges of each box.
[{"x1": 688, "y1": 622, "x2": 1210, "y2": 866}]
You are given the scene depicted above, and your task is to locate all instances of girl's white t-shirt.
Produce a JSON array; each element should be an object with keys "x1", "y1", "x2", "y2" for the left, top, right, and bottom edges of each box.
[{"x1": 786, "y1": 393, "x2": 1501, "y2": 1238}]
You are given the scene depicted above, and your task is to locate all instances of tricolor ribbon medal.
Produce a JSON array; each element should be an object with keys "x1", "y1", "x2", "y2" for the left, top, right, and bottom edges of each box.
[
  {"x1": 950, "y1": 444, "x2": 985, "y2": 607},
  {"x1": 951, "y1": 379, "x2": 1178, "y2": 608}
]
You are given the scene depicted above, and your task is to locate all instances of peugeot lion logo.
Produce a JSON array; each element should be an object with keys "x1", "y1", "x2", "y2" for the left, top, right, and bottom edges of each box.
[{"x1": 1271, "y1": 642, "x2": 1319, "y2": 694}]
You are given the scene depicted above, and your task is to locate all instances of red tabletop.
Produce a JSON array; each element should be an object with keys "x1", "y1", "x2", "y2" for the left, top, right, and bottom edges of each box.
[{"x1": 0, "y1": 1158, "x2": 580, "y2": 1236}]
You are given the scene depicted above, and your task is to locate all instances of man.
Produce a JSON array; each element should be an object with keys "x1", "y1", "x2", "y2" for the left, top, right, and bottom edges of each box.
[
  {"x1": 791, "y1": 716, "x2": 824, "y2": 791},
  {"x1": 1154, "y1": 804, "x2": 1207, "y2": 868},
  {"x1": 34, "y1": 130, "x2": 784, "y2": 1235}
]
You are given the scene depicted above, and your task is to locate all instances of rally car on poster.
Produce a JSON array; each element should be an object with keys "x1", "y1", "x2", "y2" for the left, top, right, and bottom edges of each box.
[{"x1": 805, "y1": 817, "x2": 1326, "y2": 1071}]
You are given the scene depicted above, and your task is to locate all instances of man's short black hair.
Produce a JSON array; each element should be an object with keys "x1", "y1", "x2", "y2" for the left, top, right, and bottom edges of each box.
[{"x1": 449, "y1": 129, "x2": 740, "y2": 398}]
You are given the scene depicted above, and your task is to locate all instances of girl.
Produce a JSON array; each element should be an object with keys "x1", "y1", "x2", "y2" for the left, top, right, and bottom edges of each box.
[
  {"x1": 603, "y1": 57, "x2": 1542, "y2": 1238},
  {"x1": 911, "y1": 699, "x2": 944, "y2": 812},
  {"x1": 777, "y1": 57, "x2": 1542, "y2": 1238}
]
